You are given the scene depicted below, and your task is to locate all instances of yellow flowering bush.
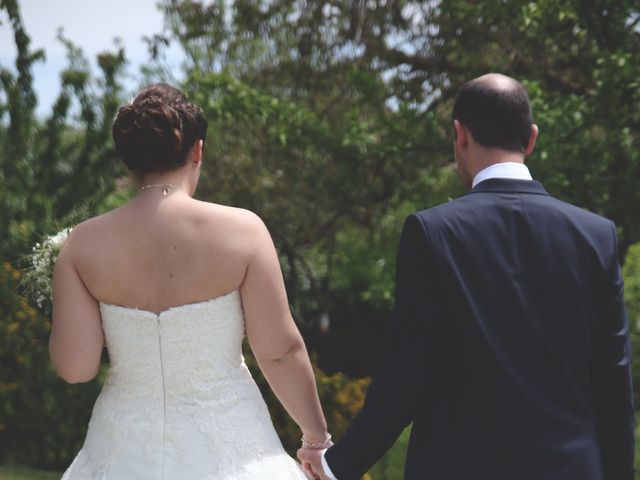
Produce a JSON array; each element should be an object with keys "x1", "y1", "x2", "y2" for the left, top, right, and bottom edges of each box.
[
  {"x1": 0, "y1": 262, "x2": 102, "y2": 469},
  {"x1": 244, "y1": 347, "x2": 371, "y2": 454}
]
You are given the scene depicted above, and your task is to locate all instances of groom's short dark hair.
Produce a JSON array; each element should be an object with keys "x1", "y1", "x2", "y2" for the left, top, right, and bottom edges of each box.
[{"x1": 452, "y1": 74, "x2": 533, "y2": 152}]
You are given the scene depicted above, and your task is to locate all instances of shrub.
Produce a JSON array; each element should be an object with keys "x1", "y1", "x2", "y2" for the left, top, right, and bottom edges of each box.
[
  {"x1": 244, "y1": 348, "x2": 370, "y2": 454},
  {"x1": 0, "y1": 261, "x2": 102, "y2": 470},
  {"x1": 622, "y1": 242, "x2": 640, "y2": 410}
]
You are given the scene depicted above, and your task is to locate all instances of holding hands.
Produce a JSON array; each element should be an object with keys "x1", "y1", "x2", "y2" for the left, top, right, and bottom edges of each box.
[{"x1": 297, "y1": 432, "x2": 333, "y2": 480}]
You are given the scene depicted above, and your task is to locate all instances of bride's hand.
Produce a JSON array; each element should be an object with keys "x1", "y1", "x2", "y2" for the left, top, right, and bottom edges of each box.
[{"x1": 297, "y1": 446, "x2": 332, "y2": 480}]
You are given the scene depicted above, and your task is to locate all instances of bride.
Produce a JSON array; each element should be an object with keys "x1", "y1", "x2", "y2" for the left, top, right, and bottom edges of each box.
[{"x1": 51, "y1": 84, "x2": 330, "y2": 479}]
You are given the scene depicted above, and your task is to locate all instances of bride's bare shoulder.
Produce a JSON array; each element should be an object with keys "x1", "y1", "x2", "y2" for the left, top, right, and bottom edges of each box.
[
  {"x1": 194, "y1": 200, "x2": 268, "y2": 232},
  {"x1": 70, "y1": 209, "x2": 115, "y2": 235},
  {"x1": 194, "y1": 202, "x2": 277, "y2": 253},
  {"x1": 58, "y1": 210, "x2": 119, "y2": 257}
]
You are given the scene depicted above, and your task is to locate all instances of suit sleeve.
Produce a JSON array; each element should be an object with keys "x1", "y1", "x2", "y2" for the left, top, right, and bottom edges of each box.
[
  {"x1": 592, "y1": 220, "x2": 635, "y2": 480},
  {"x1": 324, "y1": 214, "x2": 444, "y2": 480}
]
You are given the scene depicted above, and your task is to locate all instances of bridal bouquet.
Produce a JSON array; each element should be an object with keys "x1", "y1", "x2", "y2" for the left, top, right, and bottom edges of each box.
[{"x1": 21, "y1": 227, "x2": 73, "y2": 313}]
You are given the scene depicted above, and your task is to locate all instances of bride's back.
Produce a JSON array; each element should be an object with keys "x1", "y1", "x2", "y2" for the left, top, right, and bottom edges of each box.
[
  {"x1": 74, "y1": 193, "x2": 253, "y2": 314},
  {"x1": 56, "y1": 84, "x2": 323, "y2": 480},
  {"x1": 62, "y1": 82, "x2": 254, "y2": 313},
  {"x1": 60, "y1": 200, "x2": 311, "y2": 479}
]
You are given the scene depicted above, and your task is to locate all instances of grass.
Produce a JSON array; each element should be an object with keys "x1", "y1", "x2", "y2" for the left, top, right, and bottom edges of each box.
[
  {"x1": 368, "y1": 425, "x2": 411, "y2": 480},
  {"x1": 0, "y1": 466, "x2": 60, "y2": 480}
]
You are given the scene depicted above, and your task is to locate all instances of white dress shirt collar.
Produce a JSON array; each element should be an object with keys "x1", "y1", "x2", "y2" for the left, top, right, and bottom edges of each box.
[{"x1": 472, "y1": 162, "x2": 533, "y2": 189}]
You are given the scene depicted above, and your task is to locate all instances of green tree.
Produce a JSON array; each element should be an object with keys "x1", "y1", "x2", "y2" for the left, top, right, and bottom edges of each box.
[
  {"x1": 157, "y1": 0, "x2": 640, "y2": 248},
  {"x1": 0, "y1": 0, "x2": 129, "y2": 468},
  {"x1": 0, "y1": 0, "x2": 128, "y2": 265},
  {"x1": 150, "y1": 1, "x2": 461, "y2": 374},
  {"x1": 319, "y1": 0, "x2": 640, "y2": 249}
]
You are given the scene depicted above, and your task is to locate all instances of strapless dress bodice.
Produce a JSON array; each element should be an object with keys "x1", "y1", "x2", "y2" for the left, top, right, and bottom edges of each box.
[{"x1": 61, "y1": 290, "x2": 307, "y2": 479}]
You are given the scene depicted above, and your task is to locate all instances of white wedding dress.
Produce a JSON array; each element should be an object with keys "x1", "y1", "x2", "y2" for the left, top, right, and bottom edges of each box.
[{"x1": 61, "y1": 289, "x2": 307, "y2": 479}]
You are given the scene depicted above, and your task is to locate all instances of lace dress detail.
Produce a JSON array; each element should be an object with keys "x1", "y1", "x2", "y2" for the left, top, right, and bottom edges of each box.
[{"x1": 61, "y1": 290, "x2": 307, "y2": 479}]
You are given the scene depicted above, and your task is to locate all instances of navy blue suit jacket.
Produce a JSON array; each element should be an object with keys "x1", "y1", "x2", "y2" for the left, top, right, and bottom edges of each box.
[{"x1": 325, "y1": 178, "x2": 635, "y2": 480}]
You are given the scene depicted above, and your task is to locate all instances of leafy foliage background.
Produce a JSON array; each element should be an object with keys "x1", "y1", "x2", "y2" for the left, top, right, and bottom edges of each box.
[{"x1": 0, "y1": 0, "x2": 639, "y2": 476}]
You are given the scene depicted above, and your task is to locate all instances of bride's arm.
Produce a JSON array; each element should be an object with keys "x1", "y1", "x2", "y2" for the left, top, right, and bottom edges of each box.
[
  {"x1": 50, "y1": 227, "x2": 104, "y2": 383},
  {"x1": 240, "y1": 213, "x2": 328, "y2": 443}
]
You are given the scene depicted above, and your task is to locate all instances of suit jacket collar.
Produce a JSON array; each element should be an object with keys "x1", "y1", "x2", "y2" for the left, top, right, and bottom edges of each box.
[{"x1": 464, "y1": 178, "x2": 550, "y2": 196}]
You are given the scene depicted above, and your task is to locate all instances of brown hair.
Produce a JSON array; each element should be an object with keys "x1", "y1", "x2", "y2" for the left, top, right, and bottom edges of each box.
[{"x1": 112, "y1": 84, "x2": 207, "y2": 175}]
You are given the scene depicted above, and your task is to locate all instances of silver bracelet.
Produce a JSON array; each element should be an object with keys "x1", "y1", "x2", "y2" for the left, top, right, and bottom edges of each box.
[{"x1": 301, "y1": 432, "x2": 332, "y2": 449}]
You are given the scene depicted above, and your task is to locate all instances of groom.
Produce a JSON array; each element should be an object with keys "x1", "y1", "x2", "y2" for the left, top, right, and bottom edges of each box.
[{"x1": 299, "y1": 73, "x2": 635, "y2": 479}]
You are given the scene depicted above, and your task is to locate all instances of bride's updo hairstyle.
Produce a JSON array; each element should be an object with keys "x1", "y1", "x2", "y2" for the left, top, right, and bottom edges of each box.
[{"x1": 112, "y1": 84, "x2": 207, "y2": 175}]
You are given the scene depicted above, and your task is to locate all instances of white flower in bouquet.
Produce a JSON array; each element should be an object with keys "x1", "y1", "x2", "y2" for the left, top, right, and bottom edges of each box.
[{"x1": 22, "y1": 227, "x2": 73, "y2": 311}]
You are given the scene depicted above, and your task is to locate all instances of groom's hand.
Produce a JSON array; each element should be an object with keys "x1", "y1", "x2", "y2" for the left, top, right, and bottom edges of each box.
[{"x1": 297, "y1": 447, "x2": 331, "y2": 480}]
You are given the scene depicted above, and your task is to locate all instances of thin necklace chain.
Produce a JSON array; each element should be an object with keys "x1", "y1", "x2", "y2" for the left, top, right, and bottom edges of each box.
[{"x1": 137, "y1": 183, "x2": 175, "y2": 196}]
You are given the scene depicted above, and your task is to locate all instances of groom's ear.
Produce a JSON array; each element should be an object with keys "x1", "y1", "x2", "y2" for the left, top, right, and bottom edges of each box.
[
  {"x1": 524, "y1": 124, "x2": 539, "y2": 157},
  {"x1": 453, "y1": 119, "x2": 468, "y2": 149}
]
